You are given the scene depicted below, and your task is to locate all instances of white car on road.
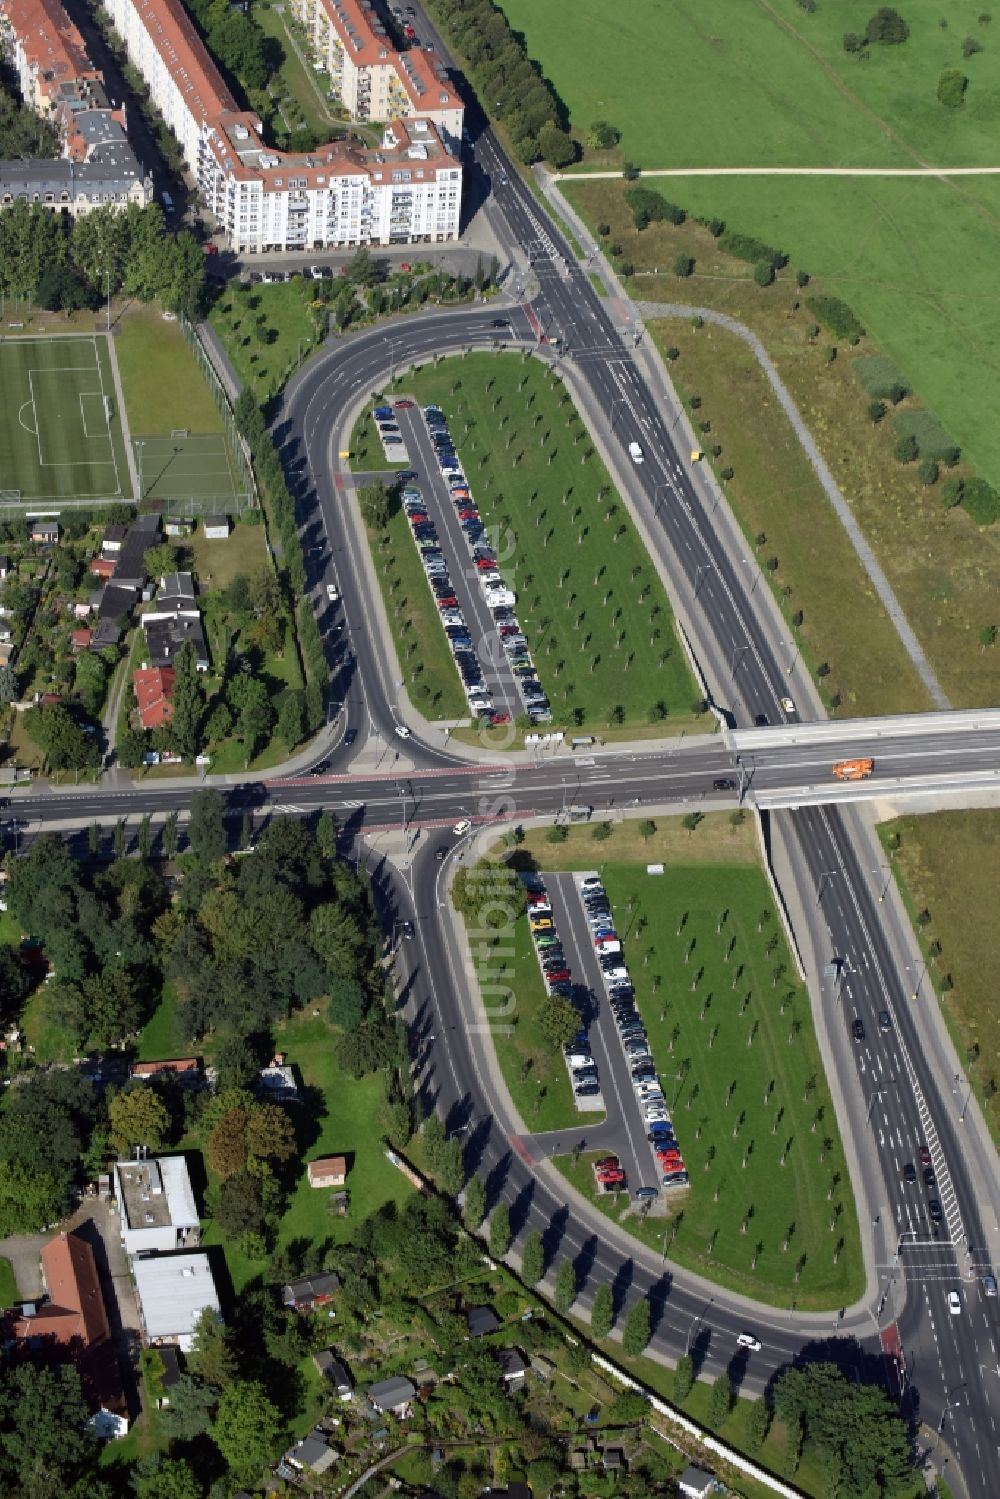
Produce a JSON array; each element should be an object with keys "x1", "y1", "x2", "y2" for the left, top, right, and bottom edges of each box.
[
  {"x1": 452, "y1": 820, "x2": 472, "y2": 835},
  {"x1": 948, "y1": 1291, "x2": 961, "y2": 1316},
  {"x1": 737, "y1": 1332, "x2": 761, "y2": 1350}
]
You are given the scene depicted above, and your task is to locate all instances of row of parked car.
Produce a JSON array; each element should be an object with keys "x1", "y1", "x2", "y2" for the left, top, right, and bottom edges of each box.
[
  {"x1": 372, "y1": 401, "x2": 410, "y2": 464},
  {"x1": 523, "y1": 875, "x2": 602, "y2": 1107},
  {"x1": 575, "y1": 874, "x2": 689, "y2": 1190},
  {"x1": 420, "y1": 405, "x2": 553, "y2": 727}
]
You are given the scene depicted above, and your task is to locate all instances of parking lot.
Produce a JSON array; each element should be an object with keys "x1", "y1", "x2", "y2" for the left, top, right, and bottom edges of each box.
[{"x1": 544, "y1": 874, "x2": 652, "y2": 1187}]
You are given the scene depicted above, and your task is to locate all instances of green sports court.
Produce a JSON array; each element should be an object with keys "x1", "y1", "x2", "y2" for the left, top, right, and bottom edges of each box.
[{"x1": 0, "y1": 334, "x2": 130, "y2": 501}]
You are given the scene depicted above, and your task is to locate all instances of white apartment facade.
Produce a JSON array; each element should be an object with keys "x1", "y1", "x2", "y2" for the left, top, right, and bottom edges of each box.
[{"x1": 104, "y1": 0, "x2": 463, "y2": 252}]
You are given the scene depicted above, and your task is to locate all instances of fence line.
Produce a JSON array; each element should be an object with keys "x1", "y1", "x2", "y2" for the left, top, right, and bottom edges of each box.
[{"x1": 179, "y1": 314, "x2": 258, "y2": 515}]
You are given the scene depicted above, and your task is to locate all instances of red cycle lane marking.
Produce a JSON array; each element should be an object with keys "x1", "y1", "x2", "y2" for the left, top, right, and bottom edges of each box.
[{"x1": 510, "y1": 1135, "x2": 535, "y2": 1167}]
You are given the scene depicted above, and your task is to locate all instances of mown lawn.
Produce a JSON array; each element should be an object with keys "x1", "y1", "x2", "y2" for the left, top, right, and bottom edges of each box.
[
  {"x1": 0, "y1": 1257, "x2": 18, "y2": 1307},
  {"x1": 115, "y1": 304, "x2": 223, "y2": 436},
  {"x1": 392, "y1": 354, "x2": 704, "y2": 734},
  {"x1": 186, "y1": 517, "x2": 269, "y2": 594},
  {"x1": 209, "y1": 279, "x2": 326, "y2": 401}
]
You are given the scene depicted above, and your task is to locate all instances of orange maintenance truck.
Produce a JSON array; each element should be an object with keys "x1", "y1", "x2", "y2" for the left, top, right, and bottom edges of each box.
[{"x1": 832, "y1": 758, "x2": 874, "y2": 781}]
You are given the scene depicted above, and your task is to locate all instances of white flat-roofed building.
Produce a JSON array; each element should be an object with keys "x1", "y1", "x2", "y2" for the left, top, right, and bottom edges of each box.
[
  {"x1": 132, "y1": 1253, "x2": 220, "y2": 1351},
  {"x1": 114, "y1": 1157, "x2": 200, "y2": 1257}
]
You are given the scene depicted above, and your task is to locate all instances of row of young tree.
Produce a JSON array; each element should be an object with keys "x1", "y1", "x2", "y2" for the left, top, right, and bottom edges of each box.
[{"x1": 0, "y1": 201, "x2": 205, "y2": 316}]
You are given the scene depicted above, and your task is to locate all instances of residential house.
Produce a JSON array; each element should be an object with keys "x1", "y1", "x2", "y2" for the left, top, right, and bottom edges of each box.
[
  {"x1": 367, "y1": 1375, "x2": 415, "y2": 1416},
  {"x1": 142, "y1": 574, "x2": 208, "y2": 672},
  {"x1": 678, "y1": 1466, "x2": 717, "y2": 1499},
  {"x1": 89, "y1": 557, "x2": 116, "y2": 580},
  {"x1": 70, "y1": 627, "x2": 92, "y2": 651},
  {"x1": 102, "y1": 524, "x2": 127, "y2": 554},
  {"x1": 89, "y1": 620, "x2": 122, "y2": 652},
  {"x1": 257, "y1": 1056, "x2": 299, "y2": 1103},
  {"x1": 132, "y1": 1252, "x2": 221, "y2": 1351},
  {"x1": 113, "y1": 1156, "x2": 200, "y2": 1256},
  {"x1": 203, "y1": 514, "x2": 231, "y2": 540},
  {"x1": 497, "y1": 1346, "x2": 527, "y2": 1388},
  {"x1": 0, "y1": 622, "x2": 12, "y2": 645},
  {"x1": 4, "y1": 1231, "x2": 128, "y2": 1439},
  {"x1": 30, "y1": 520, "x2": 59, "y2": 544},
  {"x1": 466, "y1": 1305, "x2": 500, "y2": 1338},
  {"x1": 282, "y1": 1433, "x2": 337, "y2": 1476},
  {"x1": 98, "y1": 582, "x2": 138, "y2": 624},
  {"x1": 128, "y1": 1056, "x2": 201, "y2": 1084},
  {"x1": 312, "y1": 1350, "x2": 352, "y2": 1399},
  {"x1": 72, "y1": 599, "x2": 93, "y2": 619},
  {"x1": 113, "y1": 513, "x2": 160, "y2": 589},
  {"x1": 282, "y1": 1271, "x2": 341, "y2": 1310},
  {"x1": 602, "y1": 1448, "x2": 625, "y2": 1472},
  {"x1": 307, "y1": 1156, "x2": 347, "y2": 1188},
  {"x1": 132, "y1": 666, "x2": 176, "y2": 730}
]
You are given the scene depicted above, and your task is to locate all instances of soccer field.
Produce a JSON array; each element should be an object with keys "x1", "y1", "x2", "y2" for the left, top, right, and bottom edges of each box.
[{"x1": 0, "y1": 335, "x2": 130, "y2": 501}]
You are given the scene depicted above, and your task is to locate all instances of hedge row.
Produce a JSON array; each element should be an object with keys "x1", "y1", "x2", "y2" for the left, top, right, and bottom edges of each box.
[{"x1": 806, "y1": 294, "x2": 865, "y2": 345}]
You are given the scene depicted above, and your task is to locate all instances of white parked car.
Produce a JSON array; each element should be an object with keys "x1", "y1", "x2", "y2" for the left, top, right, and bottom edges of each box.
[{"x1": 326, "y1": 583, "x2": 339, "y2": 602}]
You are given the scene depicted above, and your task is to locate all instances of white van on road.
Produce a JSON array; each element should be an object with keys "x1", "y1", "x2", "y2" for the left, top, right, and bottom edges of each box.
[{"x1": 629, "y1": 441, "x2": 644, "y2": 464}]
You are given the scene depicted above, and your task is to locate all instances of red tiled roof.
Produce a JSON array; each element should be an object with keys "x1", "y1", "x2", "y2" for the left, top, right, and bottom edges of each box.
[
  {"x1": 133, "y1": 665, "x2": 175, "y2": 729},
  {"x1": 0, "y1": 0, "x2": 102, "y2": 103},
  {"x1": 128, "y1": 0, "x2": 236, "y2": 127},
  {"x1": 7, "y1": 1232, "x2": 109, "y2": 1349},
  {"x1": 130, "y1": 1056, "x2": 200, "y2": 1077}
]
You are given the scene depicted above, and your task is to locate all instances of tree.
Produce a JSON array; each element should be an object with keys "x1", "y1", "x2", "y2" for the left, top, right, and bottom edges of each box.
[
  {"x1": 980, "y1": 624, "x2": 997, "y2": 650},
  {"x1": 673, "y1": 254, "x2": 694, "y2": 278},
  {"x1": 188, "y1": 788, "x2": 226, "y2": 862},
  {"x1": 867, "y1": 399, "x2": 886, "y2": 424},
  {"x1": 118, "y1": 726, "x2": 147, "y2": 770},
  {"x1": 316, "y1": 809, "x2": 337, "y2": 863},
  {"x1": 463, "y1": 1173, "x2": 487, "y2": 1230},
  {"x1": 639, "y1": 818, "x2": 657, "y2": 840},
  {"x1": 843, "y1": 31, "x2": 867, "y2": 52},
  {"x1": 358, "y1": 480, "x2": 391, "y2": 530},
  {"x1": 108, "y1": 1086, "x2": 171, "y2": 1154},
  {"x1": 554, "y1": 1256, "x2": 577, "y2": 1312},
  {"x1": 217, "y1": 1168, "x2": 266, "y2": 1238},
  {"x1": 673, "y1": 1352, "x2": 695, "y2": 1402},
  {"x1": 746, "y1": 1396, "x2": 771, "y2": 1452},
  {"x1": 587, "y1": 120, "x2": 620, "y2": 150},
  {"x1": 144, "y1": 543, "x2": 177, "y2": 580},
  {"x1": 0, "y1": 662, "x2": 17, "y2": 705},
  {"x1": 708, "y1": 1371, "x2": 733, "y2": 1427},
  {"x1": 187, "y1": 1307, "x2": 237, "y2": 1388},
  {"x1": 132, "y1": 1455, "x2": 203, "y2": 1499},
  {"x1": 451, "y1": 859, "x2": 524, "y2": 928},
  {"x1": 245, "y1": 1101, "x2": 295, "y2": 1168},
  {"x1": 436, "y1": 1137, "x2": 465, "y2": 1196},
  {"x1": 0, "y1": 1161, "x2": 64, "y2": 1234},
  {"x1": 894, "y1": 432, "x2": 919, "y2": 463},
  {"x1": 207, "y1": 1107, "x2": 249, "y2": 1179},
  {"x1": 327, "y1": 976, "x2": 367, "y2": 1029},
  {"x1": 521, "y1": 1229, "x2": 544, "y2": 1284},
  {"x1": 160, "y1": 1374, "x2": 216, "y2": 1442},
  {"x1": 488, "y1": 1202, "x2": 511, "y2": 1259},
  {"x1": 538, "y1": 121, "x2": 577, "y2": 167},
  {"x1": 335, "y1": 1012, "x2": 399, "y2": 1077},
  {"x1": 771, "y1": 1363, "x2": 911, "y2": 1495},
  {"x1": 917, "y1": 458, "x2": 939, "y2": 486},
  {"x1": 539, "y1": 995, "x2": 580, "y2": 1047},
  {"x1": 171, "y1": 642, "x2": 204, "y2": 761},
  {"x1": 754, "y1": 259, "x2": 775, "y2": 287},
  {"x1": 0, "y1": 1363, "x2": 94, "y2": 1487},
  {"x1": 938, "y1": 68, "x2": 969, "y2": 107},
  {"x1": 278, "y1": 689, "x2": 305, "y2": 751},
  {"x1": 865, "y1": 7, "x2": 909, "y2": 43},
  {"x1": 210, "y1": 1380, "x2": 282, "y2": 1484},
  {"x1": 591, "y1": 1282, "x2": 613, "y2": 1338},
  {"x1": 622, "y1": 1297, "x2": 650, "y2": 1355},
  {"x1": 683, "y1": 812, "x2": 704, "y2": 836},
  {"x1": 23, "y1": 702, "x2": 99, "y2": 770}
]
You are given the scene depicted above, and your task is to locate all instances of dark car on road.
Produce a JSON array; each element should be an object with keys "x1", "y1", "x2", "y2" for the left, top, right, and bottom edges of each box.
[
  {"x1": 851, "y1": 1017, "x2": 865, "y2": 1042},
  {"x1": 903, "y1": 1162, "x2": 916, "y2": 1184},
  {"x1": 713, "y1": 777, "x2": 736, "y2": 791},
  {"x1": 924, "y1": 1167, "x2": 937, "y2": 1191},
  {"x1": 928, "y1": 1198, "x2": 943, "y2": 1224}
]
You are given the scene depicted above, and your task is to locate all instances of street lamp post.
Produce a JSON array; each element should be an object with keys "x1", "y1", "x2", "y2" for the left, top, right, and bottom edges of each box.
[
  {"x1": 816, "y1": 869, "x2": 838, "y2": 906},
  {"x1": 954, "y1": 1073, "x2": 973, "y2": 1124},
  {"x1": 907, "y1": 959, "x2": 927, "y2": 1001},
  {"x1": 873, "y1": 865, "x2": 891, "y2": 903},
  {"x1": 782, "y1": 638, "x2": 800, "y2": 676}
]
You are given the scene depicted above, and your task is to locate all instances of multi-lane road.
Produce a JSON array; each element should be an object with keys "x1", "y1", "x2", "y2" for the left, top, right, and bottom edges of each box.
[{"x1": 12, "y1": 16, "x2": 1000, "y2": 1495}]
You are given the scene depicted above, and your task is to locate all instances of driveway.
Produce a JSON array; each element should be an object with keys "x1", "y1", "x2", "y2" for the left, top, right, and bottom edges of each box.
[{"x1": 0, "y1": 1234, "x2": 47, "y2": 1299}]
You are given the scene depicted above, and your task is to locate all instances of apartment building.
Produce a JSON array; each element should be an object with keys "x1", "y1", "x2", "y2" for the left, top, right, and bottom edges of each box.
[
  {"x1": 0, "y1": 0, "x2": 151, "y2": 213},
  {"x1": 290, "y1": 0, "x2": 463, "y2": 146},
  {"x1": 104, "y1": 0, "x2": 462, "y2": 251}
]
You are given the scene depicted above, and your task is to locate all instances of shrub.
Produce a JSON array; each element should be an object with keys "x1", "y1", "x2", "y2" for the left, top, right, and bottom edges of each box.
[
  {"x1": 843, "y1": 31, "x2": 867, "y2": 52},
  {"x1": 866, "y1": 7, "x2": 909, "y2": 43},
  {"x1": 625, "y1": 187, "x2": 686, "y2": 229},
  {"x1": 941, "y1": 476, "x2": 965, "y2": 509},
  {"x1": 962, "y1": 35, "x2": 983, "y2": 55},
  {"x1": 807, "y1": 294, "x2": 865, "y2": 344},
  {"x1": 893, "y1": 409, "x2": 959, "y2": 462},
  {"x1": 622, "y1": 161, "x2": 641, "y2": 181},
  {"x1": 894, "y1": 433, "x2": 919, "y2": 463},
  {"x1": 917, "y1": 458, "x2": 939, "y2": 485},
  {"x1": 796, "y1": 269, "x2": 810, "y2": 287},
  {"x1": 938, "y1": 69, "x2": 968, "y2": 107},
  {"x1": 854, "y1": 355, "x2": 910, "y2": 399},
  {"x1": 587, "y1": 120, "x2": 620, "y2": 150},
  {"x1": 597, "y1": 221, "x2": 610, "y2": 237},
  {"x1": 867, "y1": 399, "x2": 886, "y2": 423},
  {"x1": 674, "y1": 254, "x2": 695, "y2": 278},
  {"x1": 665, "y1": 346, "x2": 680, "y2": 361},
  {"x1": 719, "y1": 231, "x2": 786, "y2": 268},
  {"x1": 754, "y1": 260, "x2": 775, "y2": 287},
  {"x1": 797, "y1": 0, "x2": 817, "y2": 11},
  {"x1": 619, "y1": 261, "x2": 634, "y2": 278},
  {"x1": 962, "y1": 478, "x2": 1000, "y2": 524}
]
